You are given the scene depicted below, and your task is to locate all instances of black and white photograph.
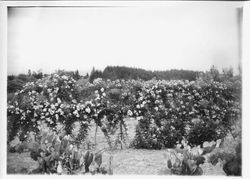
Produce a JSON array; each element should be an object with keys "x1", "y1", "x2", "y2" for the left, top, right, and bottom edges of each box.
[{"x1": 0, "y1": 0, "x2": 248, "y2": 177}]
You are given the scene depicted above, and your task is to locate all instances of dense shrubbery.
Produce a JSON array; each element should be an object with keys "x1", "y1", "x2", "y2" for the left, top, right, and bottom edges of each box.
[
  {"x1": 8, "y1": 70, "x2": 241, "y2": 149},
  {"x1": 7, "y1": 72, "x2": 92, "y2": 142},
  {"x1": 7, "y1": 72, "x2": 137, "y2": 150},
  {"x1": 130, "y1": 80, "x2": 240, "y2": 149}
]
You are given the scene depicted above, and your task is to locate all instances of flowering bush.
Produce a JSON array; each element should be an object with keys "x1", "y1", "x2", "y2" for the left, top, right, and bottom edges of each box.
[
  {"x1": 7, "y1": 74, "x2": 137, "y2": 150},
  {"x1": 129, "y1": 80, "x2": 241, "y2": 148},
  {"x1": 7, "y1": 72, "x2": 93, "y2": 142}
]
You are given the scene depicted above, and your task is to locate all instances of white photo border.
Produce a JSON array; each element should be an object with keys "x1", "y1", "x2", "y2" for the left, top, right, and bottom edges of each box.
[{"x1": 0, "y1": 1, "x2": 249, "y2": 179}]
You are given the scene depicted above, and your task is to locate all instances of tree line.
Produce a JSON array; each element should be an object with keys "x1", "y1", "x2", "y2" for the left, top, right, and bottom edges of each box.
[{"x1": 89, "y1": 66, "x2": 200, "y2": 82}]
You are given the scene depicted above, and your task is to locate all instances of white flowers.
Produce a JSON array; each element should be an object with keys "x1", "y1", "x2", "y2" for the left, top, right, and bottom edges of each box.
[
  {"x1": 57, "y1": 98, "x2": 62, "y2": 104},
  {"x1": 51, "y1": 104, "x2": 55, "y2": 109},
  {"x1": 167, "y1": 93, "x2": 173, "y2": 97},
  {"x1": 101, "y1": 88, "x2": 104, "y2": 92},
  {"x1": 73, "y1": 110, "x2": 80, "y2": 118},
  {"x1": 136, "y1": 116, "x2": 143, "y2": 120},
  {"x1": 127, "y1": 110, "x2": 133, "y2": 116},
  {"x1": 85, "y1": 107, "x2": 91, "y2": 114},
  {"x1": 139, "y1": 97, "x2": 144, "y2": 101},
  {"x1": 62, "y1": 75, "x2": 68, "y2": 80}
]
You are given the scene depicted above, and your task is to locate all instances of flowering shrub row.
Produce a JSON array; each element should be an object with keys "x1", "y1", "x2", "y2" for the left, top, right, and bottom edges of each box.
[{"x1": 7, "y1": 72, "x2": 241, "y2": 150}]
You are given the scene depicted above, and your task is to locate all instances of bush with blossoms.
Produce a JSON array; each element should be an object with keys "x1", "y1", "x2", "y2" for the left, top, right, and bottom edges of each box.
[
  {"x1": 7, "y1": 72, "x2": 138, "y2": 149},
  {"x1": 7, "y1": 71, "x2": 241, "y2": 151},
  {"x1": 7, "y1": 72, "x2": 95, "y2": 144},
  {"x1": 129, "y1": 79, "x2": 241, "y2": 149}
]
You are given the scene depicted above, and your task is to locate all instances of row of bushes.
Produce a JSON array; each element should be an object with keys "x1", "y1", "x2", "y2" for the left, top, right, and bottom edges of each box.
[{"x1": 7, "y1": 71, "x2": 241, "y2": 150}]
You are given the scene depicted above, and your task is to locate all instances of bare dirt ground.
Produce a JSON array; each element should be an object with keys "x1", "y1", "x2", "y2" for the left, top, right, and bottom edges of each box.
[{"x1": 7, "y1": 118, "x2": 225, "y2": 175}]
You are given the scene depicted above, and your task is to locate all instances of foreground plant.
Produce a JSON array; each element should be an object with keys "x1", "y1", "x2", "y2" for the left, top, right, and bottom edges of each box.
[
  {"x1": 27, "y1": 128, "x2": 108, "y2": 175},
  {"x1": 164, "y1": 139, "x2": 205, "y2": 175}
]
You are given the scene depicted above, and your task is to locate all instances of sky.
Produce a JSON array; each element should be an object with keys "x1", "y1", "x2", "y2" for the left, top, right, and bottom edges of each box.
[{"x1": 7, "y1": 2, "x2": 243, "y2": 75}]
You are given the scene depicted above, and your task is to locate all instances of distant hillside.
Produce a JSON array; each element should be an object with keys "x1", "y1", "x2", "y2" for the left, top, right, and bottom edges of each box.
[{"x1": 89, "y1": 66, "x2": 200, "y2": 82}]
